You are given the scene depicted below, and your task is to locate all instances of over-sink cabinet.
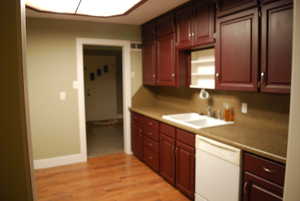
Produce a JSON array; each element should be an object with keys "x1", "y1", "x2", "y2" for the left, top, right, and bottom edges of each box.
[
  {"x1": 216, "y1": 0, "x2": 293, "y2": 93},
  {"x1": 131, "y1": 112, "x2": 195, "y2": 199},
  {"x1": 175, "y1": 1, "x2": 215, "y2": 49}
]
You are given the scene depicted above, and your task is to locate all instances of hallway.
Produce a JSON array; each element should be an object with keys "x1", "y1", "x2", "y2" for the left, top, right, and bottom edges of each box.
[{"x1": 86, "y1": 121, "x2": 123, "y2": 157}]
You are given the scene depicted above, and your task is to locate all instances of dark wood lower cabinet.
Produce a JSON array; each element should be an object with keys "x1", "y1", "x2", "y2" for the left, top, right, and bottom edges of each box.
[
  {"x1": 175, "y1": 141, "x2": 195, "y2": 199},
  {"x1": 243, "y1": 173, "x2": 283, "y2": 201},
  {"x1": 159, "y1": 134, "x2": 176, "y2": 185},
  {"x1": 132, "y1": 125, "x2": 144, "y2": 161},
  {"x1": 243, "y1": 152, "x2": 285, "y2": 201}
]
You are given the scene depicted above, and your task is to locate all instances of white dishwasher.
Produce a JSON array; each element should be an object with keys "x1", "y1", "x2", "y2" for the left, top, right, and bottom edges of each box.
[{"x1": 195, "y1": 136, "x2": 241, "y2": 201}]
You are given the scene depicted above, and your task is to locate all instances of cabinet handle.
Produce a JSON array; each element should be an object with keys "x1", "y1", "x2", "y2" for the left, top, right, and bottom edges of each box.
[
  {"x1": 188, "y1": 33, "x2": 192, "y2": 38},
  {"x1": 192, "y1": 32, "x2": 195, "y2": 37},
  {"x1": 243, "y1": 181, "x2": 249, "y2": 201},
  {"x1": 152, "y1": 74, "x2": 156, "y2": 78},
  {"x1": 171, "y1": 73, "x2": 175, "y2": 77},
  {"x1": 263, "y1": 167, "x2": 274, "y2": 173}
]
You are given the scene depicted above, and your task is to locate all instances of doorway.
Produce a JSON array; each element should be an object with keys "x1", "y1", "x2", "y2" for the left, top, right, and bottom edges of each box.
[
  {"x1": 76, "y1": 38, "x2": 132, "y2": 161},
  {"x1": 84, "y1": 45, "x2": 123, "y2": 157}
]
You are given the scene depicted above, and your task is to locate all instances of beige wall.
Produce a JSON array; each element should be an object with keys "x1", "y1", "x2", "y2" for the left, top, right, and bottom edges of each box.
[
  {"x1": 0, "y1": 1, "x2": 34, "y2": 201},
  {"x1": 284, "y1": 0, "x2": 300, "y2": 200},
  {"x1": 26, "y1": 17, "x2": 141, "y2": 160},
  {"x1": 131, "y1": 50, "x2": 143, "y2": 96},
  {"x1": 84, "y1": 55, "x2": 119, "y2": 121}
]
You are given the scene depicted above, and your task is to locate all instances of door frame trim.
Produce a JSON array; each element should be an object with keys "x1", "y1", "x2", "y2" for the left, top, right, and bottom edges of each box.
[{"x1": 76, "y1": 38, "x2": 132, "y2": 160}]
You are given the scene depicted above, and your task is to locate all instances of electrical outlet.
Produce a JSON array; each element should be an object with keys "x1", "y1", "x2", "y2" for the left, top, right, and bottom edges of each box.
[
  {"x1": 241, "y1": 103, "x2": 248, "y2": 114},
  {"x1": 59, "y1": 91, "x2": 67, "y2": 101}
]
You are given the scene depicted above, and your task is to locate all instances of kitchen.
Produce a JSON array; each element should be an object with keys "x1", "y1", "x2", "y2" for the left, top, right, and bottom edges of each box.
[{"x1": 1, "y1": 0, "x2": 299, "y2": 201}]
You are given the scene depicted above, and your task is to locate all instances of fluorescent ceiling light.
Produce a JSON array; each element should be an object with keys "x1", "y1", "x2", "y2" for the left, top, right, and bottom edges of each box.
[
  {"x1": 26, "y1": 0, "x2": 81, "y2": 14},
  {"x1": 26, "y1": 0, "x2": 143, "y2": 17}
]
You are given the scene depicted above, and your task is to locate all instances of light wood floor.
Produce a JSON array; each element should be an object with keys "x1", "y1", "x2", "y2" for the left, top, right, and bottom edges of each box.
[{"x1": 35, "y1": 153, "x2": 190, "y2": 201}]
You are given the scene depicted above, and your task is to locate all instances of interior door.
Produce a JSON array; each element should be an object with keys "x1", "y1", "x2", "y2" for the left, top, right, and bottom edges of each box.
[
  {"x1": 260, "y1": 0, "x2": 293, "y2": 93},
  {"x1": 216, "y1": 8, "x2": 259, "y2": 91}
]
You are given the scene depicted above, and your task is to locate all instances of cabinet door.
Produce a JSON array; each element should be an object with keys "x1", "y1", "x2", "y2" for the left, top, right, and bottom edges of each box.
[
  {"x1": 159, "y1": 134, "x2": 176, "y2": 185},
  {"x1": 132, "y1": 126, "x2": 144, "y2": 161},
  {"x1": 216, "y1": 8, "x2": 259, "y2": 91},
  {"x1": 243, "y1": 173, "x2": 283, "y2": 201},
  {"x1": 260, "y1": 0, "x2": 293, "y2": 93},
  {"x1": 157, "y1": 34, "x2": 176, "y2": 86},
  {"x1": 175, "y1": 142, "x2": 195, "y2": 199},
  {"x1": 142, "y1": 21, "x2": 156, "y2": 42},
  {"x1": 192, "y1": 1, "x2": 215, "y2": 46},
  {"x1": 142, "y1": 40, "x2": 157, "y2": 85},
  {"x1": 217, "y1": 0, "x2": 258, "y2": 17},
  {"x1": 175, "y1": 5, "x2": 193, "y2": 49}
]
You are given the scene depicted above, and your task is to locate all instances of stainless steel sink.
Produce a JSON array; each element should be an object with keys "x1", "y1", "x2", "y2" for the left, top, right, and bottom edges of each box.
[{"x1": 162, "y1": 113, "x2": 233, "y2": 129}]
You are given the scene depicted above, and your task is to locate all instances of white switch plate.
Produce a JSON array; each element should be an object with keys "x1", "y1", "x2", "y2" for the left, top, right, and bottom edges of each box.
[
  {"x1": 59, "y1": 91, "x2": 67, "y2": 101},
  {"x1": 241, "y1": 103, "x2": 248, "y2": 114},
  {"x1": 73, "y1": 81, "x2": 79, "y2": 89}
]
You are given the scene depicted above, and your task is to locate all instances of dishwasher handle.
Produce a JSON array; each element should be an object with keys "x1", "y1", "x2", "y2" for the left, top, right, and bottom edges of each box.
[
  {"x1": 197, "y1": 136, "x2": 240, "y2": 153},
  {"x1": 197, "y1": 136, "x2": 241, "y2": 166}
]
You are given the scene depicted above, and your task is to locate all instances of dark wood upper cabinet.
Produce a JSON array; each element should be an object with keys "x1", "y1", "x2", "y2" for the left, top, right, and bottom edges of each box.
[
  {"x1": 192, "y1": 1, "x2": 216, "y2": 47},
  {"x1": 142, "y1": 40, "x2": 156, "y2": 85},
  {"x1": 175, "y1": 141, "x2": 195, "y2": 199},
  {"x1": 175, "y1": 5, "x2": 194, "y2": 49},
  {"x1": 157, "y1": 33, "x2": 176, "y2": 86},
  {"x1": 159, "y1": 134, "x2": 176, "y2": 185},
  {"x1": 176, "y1": 1, "x2": 215, "y2": 49},
  {"x1": 156, "y1": 14, "x2": 175, "y2": 38},
  {"x1": 217, "y1": 0, "x2": 258, "y2": 17},
  {"x1": 142, "y1": 21, "x2": 156, "y2": 42},
  {"x1": 216, "y1": 8, "x2": 259, "y2": 91},
  {"x1": 260, "y1": 0, "x2": 293, "y2": 94}
]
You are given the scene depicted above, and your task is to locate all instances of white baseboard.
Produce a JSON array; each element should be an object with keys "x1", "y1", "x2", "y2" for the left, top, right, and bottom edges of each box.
[{"x1": 34, "y1": 153, "x2": 87, "y2": 169}]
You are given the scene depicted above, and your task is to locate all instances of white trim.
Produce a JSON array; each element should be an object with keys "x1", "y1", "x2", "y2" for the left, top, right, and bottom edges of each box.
[
  {"x1": 33, "y1": 153, "x2": 86, "y2": 169},
  {"x1": 76, "y1": 38, "x2": 133, "y2": 159}
]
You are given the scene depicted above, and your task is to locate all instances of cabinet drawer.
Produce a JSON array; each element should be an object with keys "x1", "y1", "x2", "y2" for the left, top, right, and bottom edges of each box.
[
  {"x1": 176, "y1": 129, "x2": 195, "y2": 148},
  {"x1": 144, "y1": 128, "x2": 159, "y2": 141},
  {"x1": 160, "y1": 123, "x2": 176, "y2": 138},
  {"x1": 144, "y1": 136, "x2": 159, "y2": 153},
  {"x1": 144, "y1": 147, "x2": 159, "y2": 172},
  {"x1": 143, "y1": 117, "x2": 159, "y2": 130},
  {"x1": 132, "y1": 112, "x2": 144, "y2": 124},
  {"x1": 243, "y1": 153, "x2": 285, "y2": 186}
]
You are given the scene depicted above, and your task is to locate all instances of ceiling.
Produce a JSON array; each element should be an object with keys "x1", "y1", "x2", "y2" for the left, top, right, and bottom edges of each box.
[{"x1": 26, "y1": 0, "x2": 190, "y2": 25}]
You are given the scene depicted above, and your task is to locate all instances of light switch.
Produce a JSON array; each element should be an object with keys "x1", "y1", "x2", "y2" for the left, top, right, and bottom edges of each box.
[
  {"x1": 59, "y1": 91, "x2": 67, "y2": 101},
  {"x1": 73, "y1": 81, "x2": 79, "y2": 89},
  {"x1": 241, "y1": 103, "x2": 247, "y2": 114}
]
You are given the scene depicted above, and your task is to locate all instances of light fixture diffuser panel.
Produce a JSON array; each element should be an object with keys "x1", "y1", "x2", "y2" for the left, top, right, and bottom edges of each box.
[
  {"x1": 76, "y1": 0, "x2": 142, "y2": 17},
  {"x1": 26, "y1": 0, "x2": 81, "y2": 13}
]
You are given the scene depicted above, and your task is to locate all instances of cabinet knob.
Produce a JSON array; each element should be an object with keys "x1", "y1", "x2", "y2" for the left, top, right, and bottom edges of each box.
[
  {"x1": 188, "y1": 33, "x2": 192, "y2": 37},
  {"x1": 216, "y1": 73, "x2": 220, "y2": 79},
  {"x1": 261, "y1": 72, "x2": 265, "y2": 81},
  {"x1": 171, "y1": 73, "x2": 175, "y2": 77},
  {"x1": 263, "y1": 167, "x2": 273, "y2": 173},
  {"x1": 192, "y1": 32, "x2": 195, "y2": 37},
  {"x1": 152, "y1": 74, "x2": 156, "y2": 78}
]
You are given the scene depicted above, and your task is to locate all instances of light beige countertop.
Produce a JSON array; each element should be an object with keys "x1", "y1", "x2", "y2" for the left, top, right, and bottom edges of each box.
[{"x1": 130, "y1": 106, "x2": 288, "y2": 164}]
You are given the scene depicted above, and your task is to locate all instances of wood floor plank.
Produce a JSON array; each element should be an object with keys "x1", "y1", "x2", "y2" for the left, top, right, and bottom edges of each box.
[{"x1": 35, "y1": 153, "x2": 190, "y2": 201}]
